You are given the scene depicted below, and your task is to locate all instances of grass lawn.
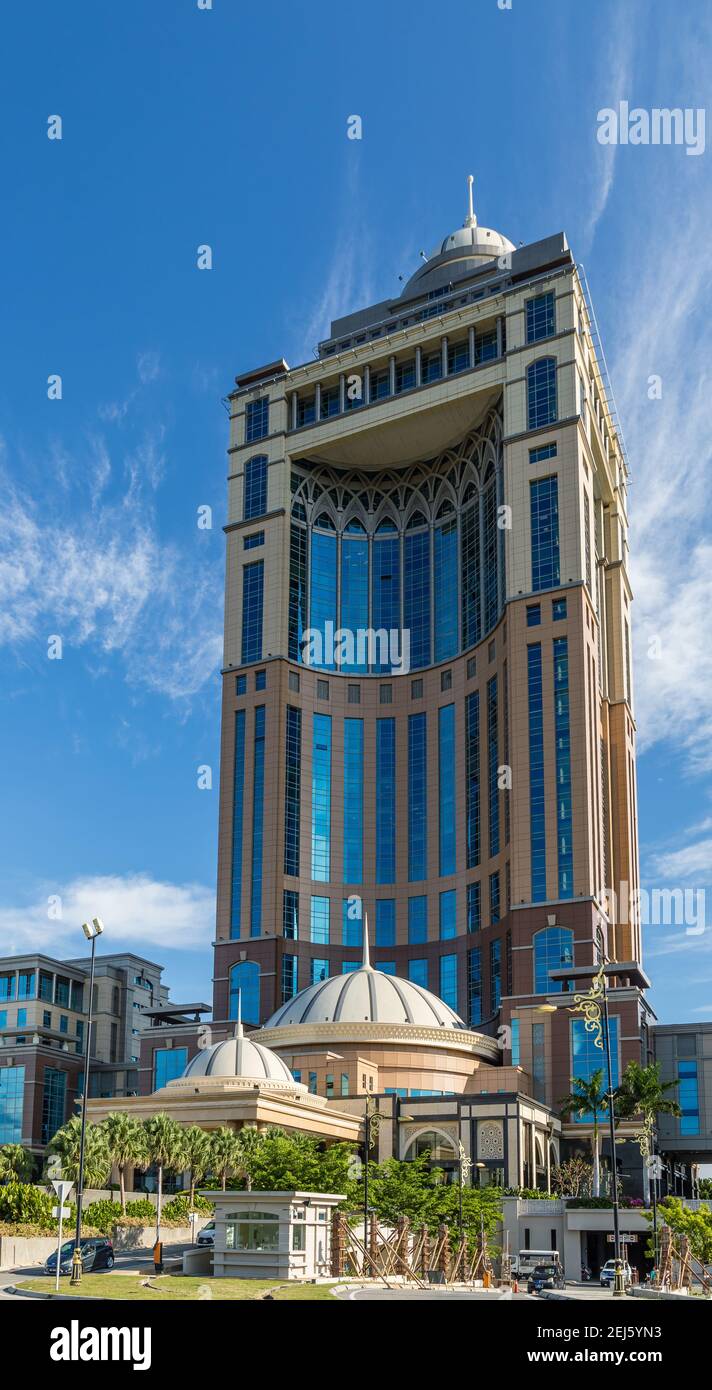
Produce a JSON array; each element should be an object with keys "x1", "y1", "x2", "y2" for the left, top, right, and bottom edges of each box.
[{"x1": 17, "y1": 1274, "x2": 338, "y2": 1301}]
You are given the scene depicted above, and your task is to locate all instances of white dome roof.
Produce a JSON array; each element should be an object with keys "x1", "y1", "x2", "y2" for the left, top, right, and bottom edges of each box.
[
  {"x1": 264, "y1": 920, "x2": 466, "y2": 1030},
  {"x1": 181, "y1": 1030, "x2": 294, "y2": 1085},
  {"x1": 401, "y1": 176, "x2": 515, "y2": 298}
]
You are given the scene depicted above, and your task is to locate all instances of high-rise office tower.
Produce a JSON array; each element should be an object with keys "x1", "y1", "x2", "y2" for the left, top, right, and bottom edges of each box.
[{"x1": 214, "y1": 183, "x2": 648, "y2": 1112}]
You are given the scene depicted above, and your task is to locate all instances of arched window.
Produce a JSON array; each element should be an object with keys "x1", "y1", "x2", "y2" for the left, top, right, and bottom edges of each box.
[
  {"x1": 404, "y1": 1129, "x2": 457, "y2": 1164},
  {"x1": 533, "y1": 926, "x2": 573, "y2": 994},
  {"x1": 527, "y1": 358, "x2": 558, "y2": 430},
  {"x1": 229, "y1": 960, "x2": 260, "y2": 1025}
]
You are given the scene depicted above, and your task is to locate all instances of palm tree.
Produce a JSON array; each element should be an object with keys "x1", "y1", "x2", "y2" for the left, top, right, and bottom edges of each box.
[
  {"x1": 45, "y1": 1116, "x2": 111, "y2": 1190},
  {"x1": 233, "y1": 1127, "x2": 264, "y2": 1192},
  {"x1": 210, "y1": 1127, "x2": 242, "y2": 1191},
  {"x1": 614, "y1": 1061, "x2": 681, "y2": 1127},
  {"x1": 559, "y1": 1069, "x2": 608, "y2": 1197},
  {"x1": 103, "y1": 1114, "x2": 147, "y2": 1212},
  {"x1": 183, "y1": 1126, "x2": 213, "y2": 1209},
  {"x1": 143, "y1": 1114, "x2": 186, "y2": 1242},
  {"x1": 0, "y1": 1144, "x2": 34, "y2": 1183}
]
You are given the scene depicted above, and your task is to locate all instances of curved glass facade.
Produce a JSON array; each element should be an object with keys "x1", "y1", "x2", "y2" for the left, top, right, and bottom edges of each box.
[{"x1": 289, "y1": 411, "x2": 504, "y2": 672}]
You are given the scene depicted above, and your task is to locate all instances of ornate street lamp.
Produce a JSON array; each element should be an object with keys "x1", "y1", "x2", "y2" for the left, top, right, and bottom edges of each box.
[
  {"x1": 70, "y1": 916, "x2": 104, "y2": 1286},
  {"x1": 362, "y1": 1094, "x2": 382, "y2": 1271}
]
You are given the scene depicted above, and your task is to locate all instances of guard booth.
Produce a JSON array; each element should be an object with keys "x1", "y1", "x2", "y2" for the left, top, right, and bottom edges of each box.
[{"x1": 201, "y1": 1190, "x2": 345, "y2": 1280}]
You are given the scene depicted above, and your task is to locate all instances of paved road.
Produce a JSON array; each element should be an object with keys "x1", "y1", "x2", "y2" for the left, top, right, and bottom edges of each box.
[{"x1": 339, "y1": 1285, "x2": 519, "y2": 1301}]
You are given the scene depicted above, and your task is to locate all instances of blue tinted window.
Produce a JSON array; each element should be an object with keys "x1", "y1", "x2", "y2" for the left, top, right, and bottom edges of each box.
[
  {"x1": 255, "y1": 669, "x2": 266, "y2": 690},
  {"x1": 461, "y1": 499, "x2": 481, "y2": 649},
  {"x1": 395, "y1": 359, "x2": 415, "y2": 392},
  {"x1": 526, "y1": 292, "x2": 555, "y2": 343},
  {"x1": 244, "y1": 531, "x2": 264, "y2": 550},
  {"x1": 229, "y1": 961, "x2": 260, "y2": 1024},
  {"x1": 527, "y1": 358, "x2": 557, "y2": 430},
  {"x1": 408, "y1": 713, "x2": 427, "y2": 881},
  {"x1": 438, "y1": 705, "x2": 456, "y2": 876},
  {"x1": 340, "y1": 532, "x2": 369, "y2": 672},
  {"x1": 447, "y1": 340, "x2": 470, "y2": 375},
  {"x1": 342, "y1": 897, "x2": 363, "y2": 948},
  {"x1": 372, "y1": 534, "x2": 401, "y2": 673},
  {"x1": 422, "y1": 350, "x2": 443, "y2": 383},
  {"x1": 408, "y1": 896, "x2": 428, "y2": 945},
  {"x1": 289, "y1": 523, "x2": 308, "y2": 662},
  {"x1": 309, "y1": 529, "x2": 337, "y2": 669},
  {"x1": 283, "y1": 890, "x2": 299, "y2": 939},
  {"x1": 284, "y1": 706, "x2": 301, "y2": 876},
  {"x1": 244, "y1": 455, "x2": 267, "y2": 519},
  {"x1": 529, "y1": 442, "x2": 557, "y2": 464},
  {"x1": 311, "y1": 958, "x2": 329, "y2": 984},
  {"x1": 245, "y1": 397, "x2": 269, "y2": 443},
  {"x1": 440, "y1": 954, "x2": 458, "y2": 1011},
  {"x1": 554, "y1": 638, "x2": 573, "y2": 898},
  {"x1": 379, "y1": 961, "x2": 396, "y2": 976},
  {"x1": 153, "y1": 1048, "x2": 188, "y2": 1092},
  {"x1": 489, "y1": 938, "x2": 501, "y2": 1012},
  {"x1": 489, "y1": 872, "x2": 500, "y2": 925},
  {"x1": 530, "y1": 476, "x2": 560, "y2": 591},
  {"x1": 678, "y1": 1059, "x2": 700, "y2": 1135},
  {"x1": 281, "y1": 955, "x2": 298, "y2": 1003},
  {"x1": 511, "y1": 1017, "x2": 520, "y2": 1066},
  {"x1": 468, "y1": 949, "x2": 482, "y2": 1026},
  {"x1": 482, "y1": 474, "x2": 499, "y2": 634},
  {"x1": 439, "y1": 889, "x2": 457, "y2": 940},
  {"x1": 41, "y1": 1067, "x2": 66, "y2": 1143},
  {"x1": 235, "y1": 674, "x2": 246, "y2": 695},
  {"x1": 404, "y1": 530, "x2": 431, "y2": 669},
  {"x1": 526, "y1": 604, "x2": 541, "y2": 627},
  {"x1": 0, "y1": 1065, "x2": 24, "y2": 1143},
  {"x1": 534, "y1": 926, "x2": 574, "y2": 993},
  {"x1": 552, "y1": 597, "x2": 567, "y2": 621},
  {"x1": 376, "y1": 719, "x2": 396, "y2": 883},
  {"x1": 528, "y1": 644, "x2": 546, "y2": 902},
  {"x1": 311, "y1": 714, "x2": 332, "y2": 880},
  {"x1": 487, "y1": 676, "x2": 499, "y2": 858},
  {"x1": 230, "y1": 710, "x2": 246, "y2": 938},
  {"x1": 465, "y1": 692, "x2": 481, "y2": 869},
  {"x1": 376, "y1": 900, "x2": 396, "y2": 947},
  {"x1": 571, "y1": 1016, "x2": 619, "y2": 1120},
  {"x1": 467, "y1": 881, "x2": 481, "y2": 933},
  {"x1": 434, "y1": 520, "x2": 458, "y2": 661},
  {"x1": 241, "y1": 561, "x2": 264, "y2": 663},
  {"x1": 343, "y1": 719, "x2": 363, "y2": 883},
  {"x1": 310, "y1": 896, "x2": 330, "y2": 945},
  {"x1": 408, "y1": 959, "x2": 428, "y2": 988},
  {"x1": 250, "y1": 706, "x2": 265, "y2": 937}
]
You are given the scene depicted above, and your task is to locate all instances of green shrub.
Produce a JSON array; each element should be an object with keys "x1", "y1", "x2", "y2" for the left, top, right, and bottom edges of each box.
[
  {"x1": 0, "y1": 1183, "x2": 54, "y2": 1228},
  {"x1": 162, "y1": 1194, "x2": 214, "y2": 1223},
  {"x1": 124, "y1": 1198, "x2": 156, "y2": 1221},
  {"x1": 83, "y1": 1199, "x2": 123, "y2": 1234}
]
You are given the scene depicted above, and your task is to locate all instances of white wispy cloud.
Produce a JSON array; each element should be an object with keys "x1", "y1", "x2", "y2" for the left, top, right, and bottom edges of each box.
[
  {"x1": 580, "y1": 1, "x2": 639, "y2": 252},
  {"x1": 0, "y1": 431, "x2": 223, "y2": 699},
  {"x1": 0, "y1": 874, "x2": 215, "y2": 954}
]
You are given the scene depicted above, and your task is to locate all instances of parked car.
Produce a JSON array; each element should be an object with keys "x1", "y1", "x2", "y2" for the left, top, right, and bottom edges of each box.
[
  {"x1": 45, "y1": 1237, "x2": 114, "y2": 1277},
  {"x1": 527, "y1": 1262, "x2": 565, "y2": 1294},
  {"x1": 197, "y1": 1220, "x2": 216, "y2": 1247},
  {"x1": 599, "y1": 1259, "x2": 632, "y2": 1288}
]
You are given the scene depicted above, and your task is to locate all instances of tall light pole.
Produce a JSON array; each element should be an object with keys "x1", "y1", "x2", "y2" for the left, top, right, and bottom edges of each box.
[
  {"x1": 362, "y1": 1095, "x2": 381, "y2": 1275},
  {"x1": 70, "y1": 916, "x2": 104, "y2": 1286}
]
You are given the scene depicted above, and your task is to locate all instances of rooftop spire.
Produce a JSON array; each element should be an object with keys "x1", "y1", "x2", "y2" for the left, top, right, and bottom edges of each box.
[
  {"x1": 235, "y1": 988, "x2": 243, "y2": 1038},
  {"x1": 362, "y1": 910, "x2": 371, "y2": 970},
  {"x1": 464, "y1": 173, "x2": 477, "y2": 228}
]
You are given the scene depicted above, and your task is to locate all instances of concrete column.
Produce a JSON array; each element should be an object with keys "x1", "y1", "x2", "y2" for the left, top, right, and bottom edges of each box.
[
  {"x1": 364, "y1": 363, "x2": 371, "y2": 405},
  {"x1": 339, "y1": 373, "x2": 345, "y2": 413},
  {"x1": 469, "y1": 324, "x2": 475, "y2": 366},
  {"x1": 290, "y1": 392, "x2": 297, "y2": 430},
  {"x1": 415, "y1": 344, "x2": 422, "y2": 387},
  {"x1": 496, "y1": 316, "x2": 504, "y2": 358},
  {"x1": 441, "y1": 336, "x2": 449, "y2": 377},
  {"x1": 389, "y1": 354, "x2": 396, "y2": 395},
  {"x1": 314, "y1": 382, "x2": 321, "y2": 421}
]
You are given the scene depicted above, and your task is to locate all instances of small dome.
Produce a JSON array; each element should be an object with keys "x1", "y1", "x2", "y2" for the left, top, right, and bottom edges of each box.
[
  {"x1": 263, "y1": 922, "x2": 465, "y2": 1031},
  {"x1": 181, "y1": 1032, "x2": 294, "y2": 1085},
  {"x1": 400, "y1": 175, "x2": 515, "y2": 298}
]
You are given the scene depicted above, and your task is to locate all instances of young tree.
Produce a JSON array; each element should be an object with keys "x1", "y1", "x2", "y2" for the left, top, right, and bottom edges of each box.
[
  {"x1": 551, "y1": 1156, "x2": 594, "y2": 1198},
  {"x1": 558, "y1": 1069, "x2": 608, "y2": 1197},
  {"x1": 45, "y1": 1116, "x2": 111, "y2": 1190},
  {"x1": 0, "y1": 1144, "x2": 34, "y2": 1183},
  {"x1": 183, "y1": 1126, "x2": 213, "y2": 1207},
  {"x1": 614, "y1": 1061, "x2": 681, "y2": 1126},
  {"x1": 102, "y1": 1114, "x2": 147, "y2": 1212},
  {"x1": 232, "y1": 1127, "x2": 264, "y2": 1192},
  {"x1": 210, "y1": 1127, "x2": 242, "y2": 1191},
  {"x1": 143, "y1": 1114, "x2": 186, "y2": 1242}
]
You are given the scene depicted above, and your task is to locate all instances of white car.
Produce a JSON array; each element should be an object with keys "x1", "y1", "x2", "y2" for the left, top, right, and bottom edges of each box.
[
  {"x1": 599, "y1": 1259, "x2": 632, "y2": 1288},
  {"x1": 197, "y1": 1220, "x2": 216, "y2": 1247}
]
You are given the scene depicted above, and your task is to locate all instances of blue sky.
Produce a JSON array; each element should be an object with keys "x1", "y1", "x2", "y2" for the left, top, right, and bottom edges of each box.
[{"x1": 1, "y1": 0, "x2": 711, "y2": 1023}]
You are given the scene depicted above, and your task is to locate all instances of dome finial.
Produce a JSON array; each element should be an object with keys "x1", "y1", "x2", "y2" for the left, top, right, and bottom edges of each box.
[
  {"x1": 464, "y1": 173, "x2": 477, "y2": 228},
  {"x1": 362, "y1": 910, "x2": 371, "y2": 970}
]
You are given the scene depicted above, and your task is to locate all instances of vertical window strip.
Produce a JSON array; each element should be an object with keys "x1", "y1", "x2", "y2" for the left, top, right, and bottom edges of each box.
[
  {"x1": 282, "y1": 889, "x2": 299, "y2": 940},
  {"x1": 376, "y1": 899, "x2": 396, "y2": 947},
  {"x1": 487, "y1": 676, "x2": 500, "y2": 858},
  {"x1": 230, "y1": 709, "x2": 246, "y2": 939},
  {"x1": 311, "y1": 713, "x2": 332, "y2": 881},
  {"x1": 310, "y1": 895, "x2": 330, "y2": 945},
  {"x1": 404, "y1": 529, "x2": 431, "y2": 670},
  {"x1": 434, "y1": 519, "x2": 458, "y2": 661},
  {"x1": 467, "y1": 880, "x2": 481, "y2": 932},
  {"x1": 376, "y1": 718, "x2": 396, "y2": 883},
  {"x1": 468, "y1": 948, "x2": 482, "y2": 1026},
  {"x1": 340, "y1": 533, "x2": 369, "y2": 673},
  {"x1": 530, "y1": 476, "x2": 560, "y2": 592},
  {"x1": 309, "y1": 530, "x2": 337, "y2": 669},
  {"x1": 439, "y1": 888, "x2": 457, "y2": 940},
  {"x1": 288, "y1": 523, "x2": 307, "y2": 662},
  {"x1": 244, "y1": 454, "x2": 267, "y2": 520},
  {"x1": 408, "y1": 895, "x2": 428, "y2": 944},
  {"x1": 489, "y1": 938, "x2": 501, "y2": 1013},
  {"x1": 465, "y1": 691, "x2": 481, "y2": 868},
  {"x1": 526, "y1": 357, "x2": 558, "y2": 430},
  {"x1": 440, "y1": 954, "x2": 458, "y2": 1012},
  {"x1": 527, "y1": 643, "x2": 546, "y2": 902},
  {"x1": 461, "y1": 500, "x2": 481, "y2": 649},
  {"x1": 482, "y1": 476, "x2": 499, "y2": 634},
  {"x1": 438, "y1": 704, "x2": 456, "y2": 876},
  {"x1": 249, "y1": 706, "x2": 266, "y2": 937},
  {"x1": 371, "y1": 535, "x2": 400, "y2": 673},
  {"x1": 408, "y1": 713, "x2": 427, "y2": 881},
  {"x1": 584, "y1": 489, "x2": 592, "y2": 592},
  {"x1": 554, "y1": 637, "x2": 573, "y2": 898},
  {"x1": 343, "y1": 719, "x2": 364, "y2": 883},
  {"x1": 241, "y1": 560, "x2": 264, "y2": 664},
  {"x1": 284, "y1": 706, "x2": 302, "y2": 876}
]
